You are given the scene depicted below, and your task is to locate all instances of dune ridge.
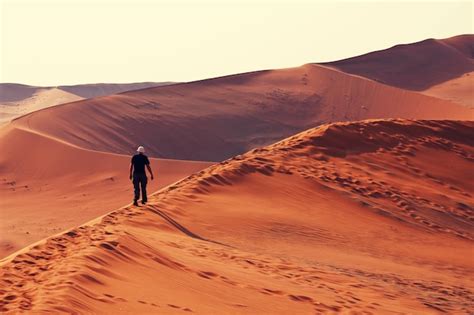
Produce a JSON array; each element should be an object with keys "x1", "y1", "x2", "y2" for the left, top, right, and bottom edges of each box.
[
  {"x1": 10, "y1": 63, "x2": 472, "y2": 161},
  {"x1": 0, "y1": 88, "x2": 84, "y2": 125},
  {"x1": 0, "y1": 82, "x2": 173, "y2": 125},
  {"x1": 422, "y1": 72, "x2": 474, "y2": 108},
  {"x1": 323, "y1": 35, "x2": 473, "y2": 91},
  {"x1": 0, "y1": 124, "x2": 213, "y2": 257},
  {"x1": 324, "y1": 35, "x2": 474, "y2": 107},
  {"x1": 0, "y1": 82, "x2": 173, "y2": 103},
  {"x1": 1, "y1": 119, "x2": 472, "y2": 314}
]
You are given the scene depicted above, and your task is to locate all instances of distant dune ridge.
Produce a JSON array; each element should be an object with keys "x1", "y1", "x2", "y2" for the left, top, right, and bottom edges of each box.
[
  {"x1": 0, "y1": 82, "x2": 173, "y2": 103},
  {"x1": 0, "y1": 86, "x2": 84, "y2": 125},
  {"x1": 0, "y1": 119, "x2": 472, "y2": 314},
  {"x1": 0, "y1": 82, "x2": 173, "y2": 125},
  {"x1": 324, "y1": 34, "x2": 474, "y2": 107},
  {"x1": 2, "y1": 35, "x2": 472, "y2": 159},
  {"x1": 323, "y1": 35, "x2": 473, "y2": 90},
  {"x1": 0, "y1": 35, "x2": 473, "y2": 314},
  {"x1": 58, "y1": 82, "x2": 175, "y2": 99},
  {"x1": 10, "y1": 63, "x2": 471, "y2": 161}
]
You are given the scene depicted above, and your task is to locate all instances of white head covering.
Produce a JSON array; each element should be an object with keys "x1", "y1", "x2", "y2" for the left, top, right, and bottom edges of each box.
[{"x1": 137, "y1": 146, "x2": 145, "y2": 153}]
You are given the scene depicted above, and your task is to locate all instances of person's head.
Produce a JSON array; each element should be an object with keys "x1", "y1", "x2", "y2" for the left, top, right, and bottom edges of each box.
[{"x1": 137, "y1": 146, "x2": 145, "y2": 154}]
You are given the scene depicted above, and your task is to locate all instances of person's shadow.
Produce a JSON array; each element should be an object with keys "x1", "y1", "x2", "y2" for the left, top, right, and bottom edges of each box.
[{"x1": 146, "y1": 205, "x2": 230, "y2": 247}]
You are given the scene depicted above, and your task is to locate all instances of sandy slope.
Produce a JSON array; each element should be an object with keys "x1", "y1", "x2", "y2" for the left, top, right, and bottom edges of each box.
[
  {"x1": 323, "y1": 35, "x2": 473, "y2": 93},
  {"x1": 0, "y1": 82, "x2": 172, "y2": 103},
  {"x1": 422, "y1": 72, "x2": 474, "y2": 108},
  {"x1": 324, "y1": 35, "x2": 474, "y2": 108},
  {"x1": 0, "y1": 125, "x2": 212, "y2": 258},
  {"x1": 1, "y1": 119, "x2": 472, "y2": 314},
  {"x1": 0, "y1": 84, "x2": 41, "y2": 103},
  {"x1": 0, "y1": 82, "x2": 173, "y2": 125},
  {"x1": 0, "y1": 88, "x2": 84, "y2": 125},
  {"x1": 58, "y1": 82, "x2": 173, "y2": 99},
  {"x1": 11, "y1": 64, "x2": 472, "y2": 161}
]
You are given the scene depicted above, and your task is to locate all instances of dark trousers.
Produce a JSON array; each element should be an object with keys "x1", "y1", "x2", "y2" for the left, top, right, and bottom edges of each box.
[{"x1": 133, "y1": 173, "x2": 148, "y2": 202}]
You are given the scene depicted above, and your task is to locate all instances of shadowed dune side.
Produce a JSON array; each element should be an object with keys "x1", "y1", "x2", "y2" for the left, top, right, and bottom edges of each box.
[
  {"x1": 0, "y1": 125, "x2": 213, "y2": 257},
  {"x1": 11, "y1": 64, "x2": 472, "y2": 161},
  {"x1": 441, "y1": 35, "x2": 474, "y2": 59},
  {"x1": 0, "y1": 84, "x2": 41, "y2": 103},
  {"x1": 323, "y1": 35, "x2": 474, "y2": 92},
  {"x1": 1, "y1": 119, "x2": 472, "y2": 314}
]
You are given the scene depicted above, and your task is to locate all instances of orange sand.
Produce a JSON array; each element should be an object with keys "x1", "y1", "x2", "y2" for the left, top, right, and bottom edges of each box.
[
  {"x1": 1, "y1": 35, "x2": 473, "y2": 314},
  {"x1": 11, "y1": 63, "x2": 471, "y2": 161},
  {"x1": 1, "y1": 120, "x2": 472, "y2": 314},
  {"x1": 0, "y1": 125, "x2": 212, "y2": 257},
  {"x1": 422, "y1": 72, "x2": 474, "y2": 108}
]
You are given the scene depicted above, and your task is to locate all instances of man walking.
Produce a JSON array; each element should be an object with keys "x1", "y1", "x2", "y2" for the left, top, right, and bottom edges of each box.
[{"x1": 130, "y1": 146, "x2": 154, "y2": 206}]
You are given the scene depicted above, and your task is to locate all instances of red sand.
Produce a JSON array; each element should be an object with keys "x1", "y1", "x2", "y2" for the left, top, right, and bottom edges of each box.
[{"x1": 0, "y1": 119, "x2": 473, "y2": 314}]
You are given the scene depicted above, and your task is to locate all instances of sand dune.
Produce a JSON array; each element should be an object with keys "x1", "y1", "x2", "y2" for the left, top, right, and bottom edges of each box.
[
  {"x1": 1, "y1": 119, "x2": 472, "y2": 314},
  {"x1": 0, "y1": 84, "x2": 41, "y2": 103},
  {"x1": 423, "y1": 72, "x2": 474, "y2": 108},
  {"x1": 323, "y1": 34, "x2": 473, "y2": 93},
  {"x1": 0, "y1": 82, "x2": 173, "y2": 125},
  {"x1": 1, "y1": 35, "x2": 473, "y2": 314},
  {"x1": 0, "y1": 88, "x2": 84, "y2": 125},
  {"x1": 441, "y1": 35, "x2": 473, "y2": 59},
  {"x1": 0, "y1": 125, "x2": 212, "y2": 257},
  {"x1": 0, "y1": 82, "x2": 172, "y2": 103},
  {"x1": 11, "y1": 64, "x2": 472, "y2": 161},
  {"x1": 58, "y1": 82, "x2": 174, "y2": 99}
]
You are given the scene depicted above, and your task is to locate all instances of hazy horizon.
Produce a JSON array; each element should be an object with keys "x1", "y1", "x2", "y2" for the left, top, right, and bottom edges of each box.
[{"x1": 1, "y1": 0, "x2": 472, "y2": 86}]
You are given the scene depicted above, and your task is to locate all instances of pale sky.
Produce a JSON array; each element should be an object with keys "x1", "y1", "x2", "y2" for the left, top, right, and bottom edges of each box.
[{"x1": 0, "y1": 0, "x2": 472, "y2": 86}]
